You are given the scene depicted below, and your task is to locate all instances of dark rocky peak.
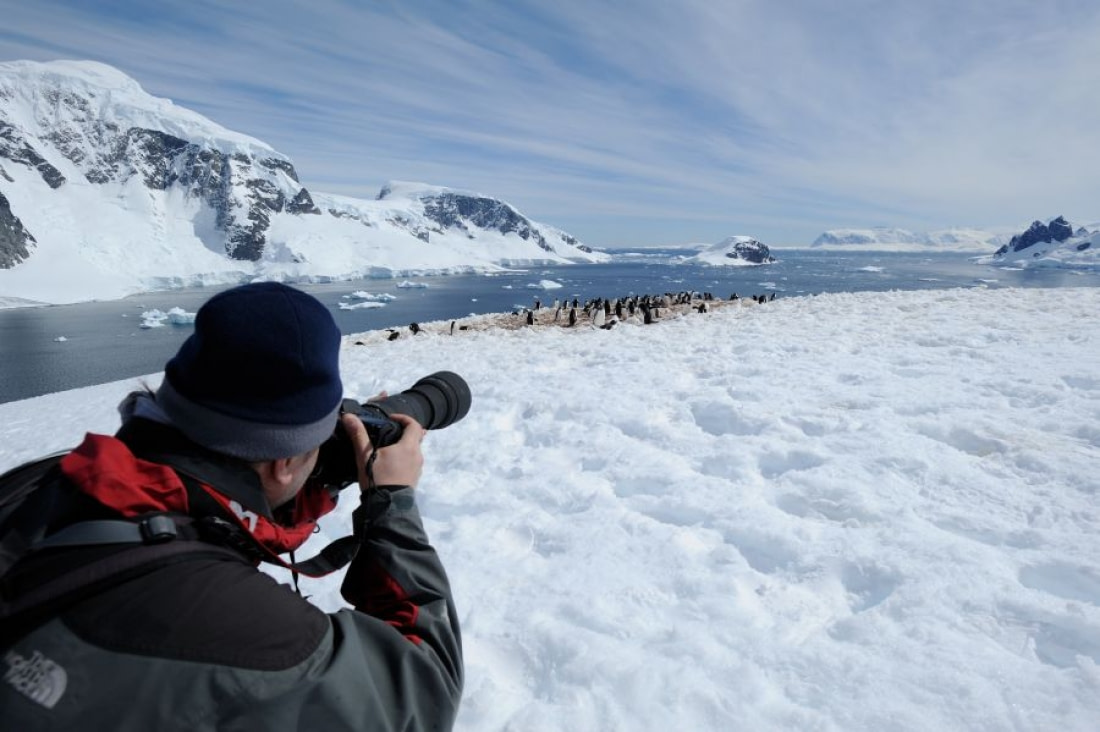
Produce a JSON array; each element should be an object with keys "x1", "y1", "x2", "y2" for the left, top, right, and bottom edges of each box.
[
  {"x1": 0, "y1": 190, "x2": 36, "y2": 268},
  {"x1": 423, "y1": 191, "x2": 553, "y2": 252},
  {"x1": 996, "y1": 216, "x2": 1074, "y2": 255},
  {"x1": 726, "y1": 238, "x2": 775, "y2": 264},
  {"x1": 287, "y1": 188, "x2": 321, "y2": 215},
  {"x1": 379, "y1": 184, "x2": 556, "y2": 252}
]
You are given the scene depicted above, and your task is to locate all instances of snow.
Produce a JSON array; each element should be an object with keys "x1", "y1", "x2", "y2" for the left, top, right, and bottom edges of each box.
[
  {"x1": 812, "y1": 227, "x2": 1012, "y2": 252},
  {"x1": 526, "y1": 279, "x2": 563, "y2": 290},
  {"x1": 337, "y1": 301, "x2": 386, "y2": 311},
  {"x1": 2, "y1": 286, "x2": 1098, "y2": 730},
  {"x1": 976, "y1": 230, "x2": 1100, "y2": 270},
  {"x1": 0, "y1": 60, "x2": 278, "y2": 158},
  {"x1": 0, "y1": 61, "x2": 608, "y2": 306},
  {"x1": 345, "y1": 291, "x2": 397, "y2": 302},
  {"x1": 690, "y1": 236, "x2": 773, "y2": 266},
  {"x1": 138, "y1": 307, "x2": 196, "y2": 328}
]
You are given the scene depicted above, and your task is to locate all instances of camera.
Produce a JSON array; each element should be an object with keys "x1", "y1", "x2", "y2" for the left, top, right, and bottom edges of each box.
[{"x1": 314, "y1": 371, "x2": 471, "y2": 486}]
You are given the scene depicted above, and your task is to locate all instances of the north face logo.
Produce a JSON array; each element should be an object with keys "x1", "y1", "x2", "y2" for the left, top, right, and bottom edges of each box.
[{"x1": 4, "y1": 649, "x2": 67, "y2": 709}]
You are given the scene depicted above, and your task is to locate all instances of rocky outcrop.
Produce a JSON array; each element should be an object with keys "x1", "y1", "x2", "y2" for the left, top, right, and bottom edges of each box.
[
  {"x1": 0, "y1": 121, "x2": 66, "y2": 189},
  {"x1": 382, "y1": 185, "x2": 557, "y2": 253},
  {"x1": 0, "y1": 74, "x2": 318, "y2": 262},
  {"x1": 691, "y1": 236, "x2": 776, "y2": 266},
  {"x1": 725, "y1": 238, "x2": 775, "y2": 264},
  {"x1": 286, "y1": 187, "x2": 321, "y2": 215},
  {"x1": 994, "y1": 216, "x2": 1074, "y2": 256},
  {"x1": 0, "y1": 60, "x2": 601, "y2": 286},
  {"x1": 0, "y1": 190, "x2": 35, "y2": 268}
]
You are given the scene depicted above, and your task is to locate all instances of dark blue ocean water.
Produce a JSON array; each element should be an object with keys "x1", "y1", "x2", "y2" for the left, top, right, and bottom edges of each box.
[{"x1": 1, "y1": 249, "x2": 1095, "y2": 404}]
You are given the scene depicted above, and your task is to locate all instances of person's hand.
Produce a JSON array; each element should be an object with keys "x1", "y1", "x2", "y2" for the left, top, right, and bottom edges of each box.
[{"x1": 340, "y1": 412, "x2": 425, "y2": 491}]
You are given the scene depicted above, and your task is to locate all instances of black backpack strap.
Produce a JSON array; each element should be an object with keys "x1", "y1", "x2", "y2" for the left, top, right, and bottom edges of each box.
[
  {"x1": 0, "y1": 453, "x2": 68, "y2": 575},
  {"x1": 1, "y1": 540, "x2": 244, "y2": 627},
  {"x1": 30, "y1": 514, "x2": 182, "y2": 550}
]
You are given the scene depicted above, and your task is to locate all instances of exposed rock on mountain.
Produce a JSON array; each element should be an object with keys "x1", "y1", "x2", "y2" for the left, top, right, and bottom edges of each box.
[
  {"x1": 690, "y1": 235, "x2": 776, "y2": 266},
  {"x1": 993, "y1": 216, "x2": 1073, "y2": 256},
  {"x1": 0, "y1": 121, "x2": 66, "y2": 189},
  {"x1": 980, "y1": 215, "x2": 1099, "y2": 269},
  {"x1": 0, "y1": 63, "x2": 321, "y2": 264},
  {"x1": 0, "y1": 190, "x2": 35, "y2": 267},
  {"x1": 379, "y1": 183, "x2": 595, "y2": 256},
  {"x1": 0, "y1": 60, "x2": 603, "y2": 304}
]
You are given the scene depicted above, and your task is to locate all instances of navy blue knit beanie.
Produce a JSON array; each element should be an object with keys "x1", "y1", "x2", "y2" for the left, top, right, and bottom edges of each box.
[{"x1": 157, "y1": 282, "x2": 343, "y2": 461}]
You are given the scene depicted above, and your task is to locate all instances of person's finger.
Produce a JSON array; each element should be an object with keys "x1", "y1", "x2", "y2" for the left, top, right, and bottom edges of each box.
[
  {"x1": 340, "y1": 413, "x2": 373, "y2": 475},
  {"x1": 389, "y1": 413, "x2": 425, "y2": 444}
]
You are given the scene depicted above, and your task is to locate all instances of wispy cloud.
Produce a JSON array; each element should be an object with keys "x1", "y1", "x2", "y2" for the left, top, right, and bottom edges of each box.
[{"x1": 2, "y1": 0, "x2": 1098, "y2": 244}]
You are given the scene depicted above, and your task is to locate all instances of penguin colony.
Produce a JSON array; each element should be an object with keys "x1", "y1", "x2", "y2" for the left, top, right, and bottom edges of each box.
[{"x1": 357, "y1": 290, "x2": 778, "y2": 343}]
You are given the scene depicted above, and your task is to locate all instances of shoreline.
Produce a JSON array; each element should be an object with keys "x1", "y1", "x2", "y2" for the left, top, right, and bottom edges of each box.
[{"x1": 344, "y1": 293, "x2": 770, "y2": 345}]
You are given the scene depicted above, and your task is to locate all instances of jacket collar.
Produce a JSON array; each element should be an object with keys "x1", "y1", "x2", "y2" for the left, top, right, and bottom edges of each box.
[{"x1": 59, "y1": 420, "x2": 337, "y2": 558}]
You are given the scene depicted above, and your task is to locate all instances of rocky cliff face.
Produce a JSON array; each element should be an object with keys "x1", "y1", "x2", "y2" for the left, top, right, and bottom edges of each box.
[
  {"x1": 691, "y1": 235, "x2": 775, "y2": 266},
  {"x1": 378, "y1": 184, "x2": 595, "y2": 255},
  {"x1": 0, "y1": 61, "x2": 601, "y2": 303},
  {"x1": 0, "y1": 74, "x2": 317, "y2": 264},
  {"x1": 0, "y1": 121, "x2": 66, "y2": 190},
  {"x1": 725, "y1": 238, "x2": 775, "y2": 264},
  {"x1": 994, "y1": 216, "x2": 1074, "y2": 256},
  {"x1": 0, "y1": 190, "x2": 35, "y2": 267}
]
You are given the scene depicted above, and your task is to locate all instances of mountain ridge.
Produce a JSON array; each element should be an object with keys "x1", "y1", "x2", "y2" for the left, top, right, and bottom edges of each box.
[{"x1": 0, "y1": 60, "x2": 604, "y2": 305}]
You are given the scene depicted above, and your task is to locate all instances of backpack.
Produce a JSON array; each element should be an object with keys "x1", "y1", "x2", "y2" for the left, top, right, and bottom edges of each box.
[
  {"x1": 0, "y1": 452, "x2": 245, "y2": 644},
  {"x1": 0, "y1": 448, "x2": 367, "y2": 642}
]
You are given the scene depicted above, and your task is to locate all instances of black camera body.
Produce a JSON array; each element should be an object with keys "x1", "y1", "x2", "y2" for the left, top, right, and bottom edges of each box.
[{"x1": 314, "y1": 371, "x2": 471, "y2": 487}]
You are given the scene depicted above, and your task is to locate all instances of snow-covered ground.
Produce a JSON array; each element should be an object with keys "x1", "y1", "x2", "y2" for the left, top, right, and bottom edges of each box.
[{"x1": 1, "y1": 286, "x2": 1098, "y2": 730}]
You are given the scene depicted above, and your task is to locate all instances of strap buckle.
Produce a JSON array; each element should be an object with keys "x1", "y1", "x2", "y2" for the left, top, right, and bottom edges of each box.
[{"x1": 139, "y1": 515, "x2": 178, "y2": 544}]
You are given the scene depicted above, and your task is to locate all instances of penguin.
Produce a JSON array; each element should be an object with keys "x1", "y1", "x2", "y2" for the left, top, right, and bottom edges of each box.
[
  {"x1": 568, "y1": 307, "x2": 577, "y2": 327},
  {"x1": 450, "y1": 320, "x2": 456, "y2": 335},
  {"x1": 592, "y1": 308, "x2": 606, "y2": 328},
  {"x1": 386, "y1": 329, "x2": 400, "y2": 341},
  {"x1": 526, "y1": 309, "x2": 534, "y2": 326},
  {"x1": 409, "y1": 322, "x2": 421, "y2": 335}
]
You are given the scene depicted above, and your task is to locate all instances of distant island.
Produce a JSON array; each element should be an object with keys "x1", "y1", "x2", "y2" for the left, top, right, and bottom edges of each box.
[{"x1": 809, "y1": 227, "x2": 1010, "y2": 252}]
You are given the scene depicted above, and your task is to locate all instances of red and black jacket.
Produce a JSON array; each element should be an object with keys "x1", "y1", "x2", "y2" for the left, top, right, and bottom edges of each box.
[{"x1": 0, "y1": 418, "x2": 463, "y2": 731}]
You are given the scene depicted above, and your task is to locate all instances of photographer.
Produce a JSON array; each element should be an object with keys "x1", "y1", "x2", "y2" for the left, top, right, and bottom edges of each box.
[{"x1": 0, "y1": 283, "x2": 463, "y2": 730}]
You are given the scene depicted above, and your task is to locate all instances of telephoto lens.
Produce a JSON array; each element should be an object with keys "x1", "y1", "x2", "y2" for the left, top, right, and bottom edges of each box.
[{"x1": 314, "y1": 371, "x2": 471, "y2": 487}]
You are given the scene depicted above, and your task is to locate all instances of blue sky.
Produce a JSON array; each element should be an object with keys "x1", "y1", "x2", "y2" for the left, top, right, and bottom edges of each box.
[{"x1": 2, "y1": 0, "x2": 1098, "y2": 246}]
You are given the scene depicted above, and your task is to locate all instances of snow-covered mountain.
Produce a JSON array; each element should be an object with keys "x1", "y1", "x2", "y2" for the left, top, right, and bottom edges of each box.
[
  {"x1": 977, "y1": 215, "x2": 1100, "y2": 269},
  {"x1": 0, "y1": 60, "x2": 604, "y2": 305},
  {"x1": 688, "y1": 235, "x2": 775, "y2": 266},
  {"x1": 811, "y1": 227, "x2": 1010, "y2": 251}
]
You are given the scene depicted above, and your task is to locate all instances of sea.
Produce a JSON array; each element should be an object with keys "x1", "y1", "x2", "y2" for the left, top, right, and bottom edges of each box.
[{"x1": 1, "y1": 248, "x2": 1095, "y2": 404}]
